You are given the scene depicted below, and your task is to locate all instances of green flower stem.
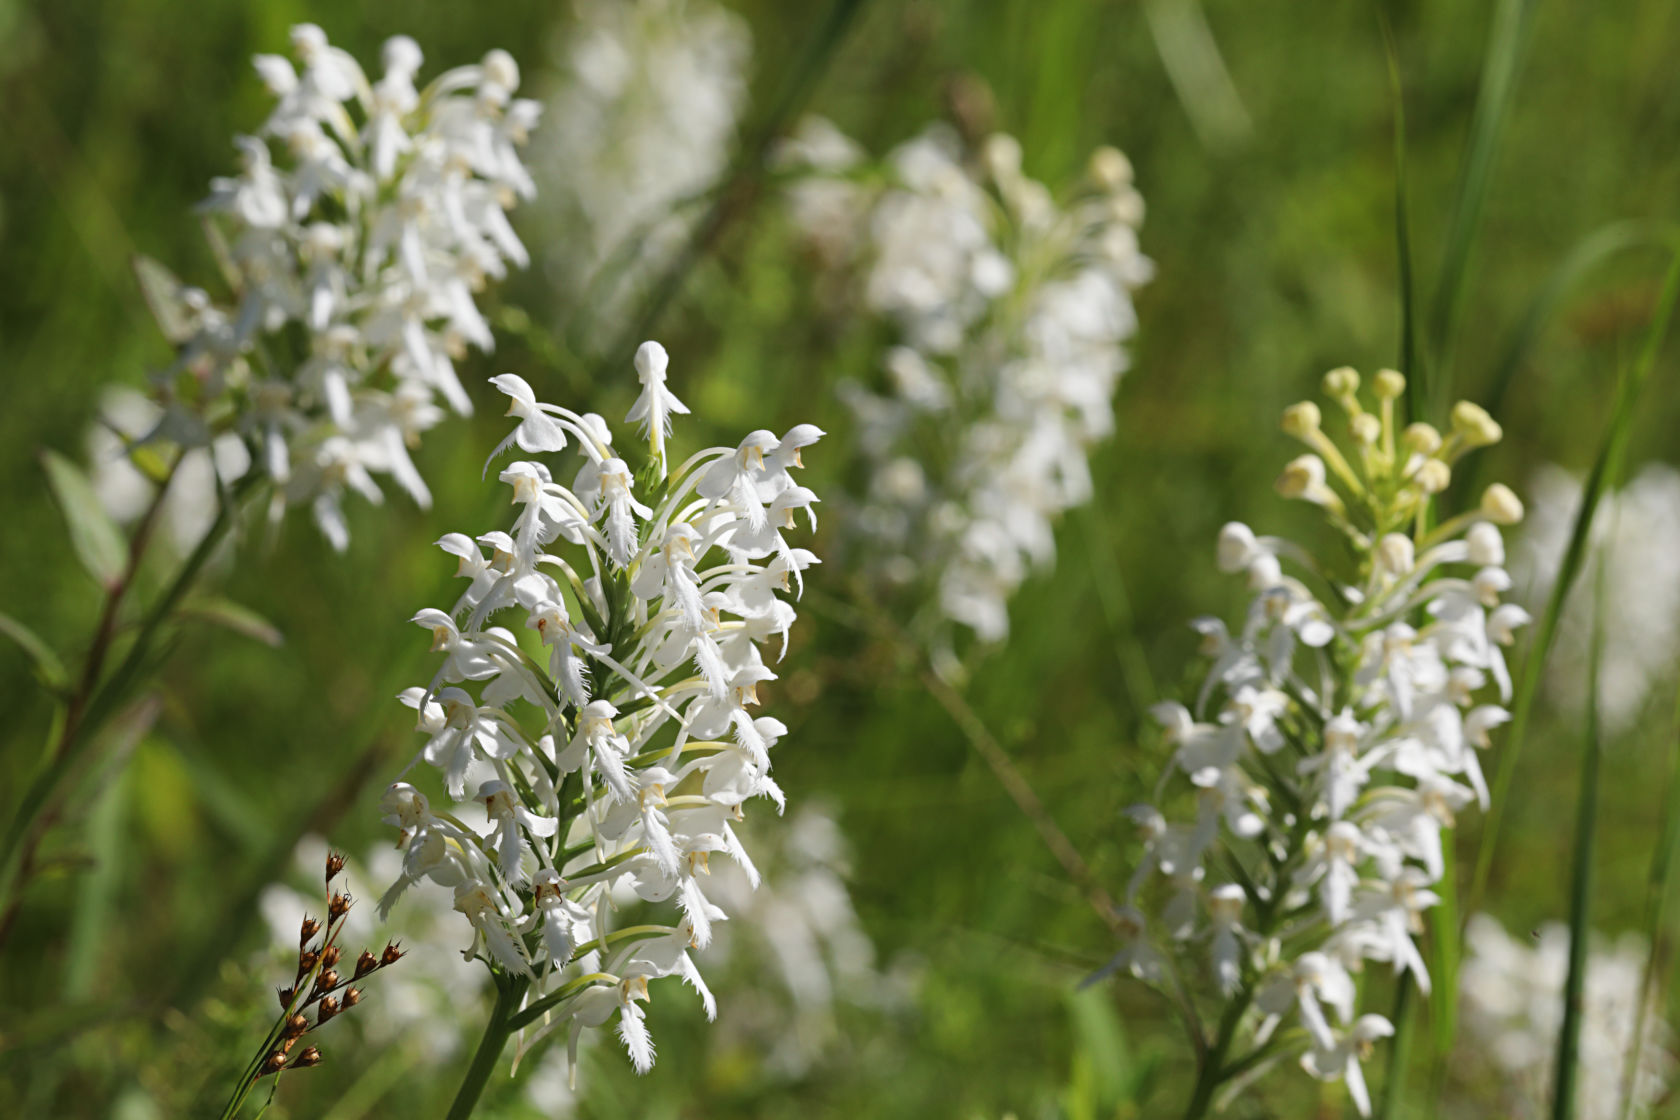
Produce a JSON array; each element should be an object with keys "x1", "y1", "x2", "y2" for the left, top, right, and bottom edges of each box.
[
  {"x1": 1181, "y1": 987, "x2": 1253, "y2": 1120},
  {"x1": 446, "y1": 973, "x2": 532, "y2": 1120},
  {"x1": 0, "y1": 470, "x2": 257, "y2": 950}
]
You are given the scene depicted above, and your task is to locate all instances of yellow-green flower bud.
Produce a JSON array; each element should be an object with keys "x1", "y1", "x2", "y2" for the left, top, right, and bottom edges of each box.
[
  {"x1": 1373, "y1": 369, "x2": 1406, "y2": 400},
  {"x1": 1281, "y1": 401, "x2": 1323, "y2": 441},
  {"x1": 1403, "y1": 423, "x2": 1443, "y2": 456},
  {"x1": 1451, "y1": 401, "x2": 1503, "y2": 448},
  {"x1": 1323, "y1": 366, "x2": 1360, "y2": 401},
  {"x1": 1088, "y1": 146, "x2": 1133, "y2": 191},
  {"x1": 1415, "y1": 459, "x2": 1451, "y2": 494},
  {"x1": 1375, "y1": 533, "x2": 1416, "y2": 577},
  {"x1": 1351, "y1": 413, "x2": 1381, "y2": 446},
  {"x1": 1481, "y1": 483, "x2": 1524, "y2": 525}
]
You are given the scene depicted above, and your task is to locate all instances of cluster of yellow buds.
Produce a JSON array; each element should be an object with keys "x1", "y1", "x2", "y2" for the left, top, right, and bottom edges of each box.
[{"x1": 1276, "y1": 367, "x2": 1523, "y2": 556}]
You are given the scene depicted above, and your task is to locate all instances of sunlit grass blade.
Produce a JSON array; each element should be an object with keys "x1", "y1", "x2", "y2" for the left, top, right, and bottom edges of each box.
[
  {"x1": 1142, "y1": 0, "x2": 1252, "y2": 153},
  {"x1": 1374, "y1": 1, "x2": 1422, "y2": 417},
  {"x1": 1469, "y1": 247, "x2": 1680, "y2": 920},
  {"x1": 1424, "y1": 0, "x2": 1542, "y2": 413},
  {"x1": 1620, "y1": 676, "x2": 1680, "y2": 1119},
  {"x1": 1551, "y1": 534, "x2": 1610, "y2": 1120}
]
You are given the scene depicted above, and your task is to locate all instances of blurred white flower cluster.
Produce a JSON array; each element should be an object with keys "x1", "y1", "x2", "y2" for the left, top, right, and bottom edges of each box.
[
  {"x1": 781, "y1": 119, "x2": 1152, "y2": 645},
  {"x1": 700, "y1": 804, "x2": 917, "y2": 1077},
  {"x1": 1101, "y1": 369, "x2": 1528, "y2": 1115},
  {"x1": 1458, "y1": 913, "x2": 1674, "y2": 1119},
  {"x1": 1515, "y1": 462, "x2": 1680, "y2": 737},
  {"x1": 378, "y1": 342, "x2": 823, "y2": 1080},
  {"x1": 123, "y1": 24, "x2": 538, "y2": 550},
  {"x1": 530, "y1": 0, "x2": 749, "y2": 323}
]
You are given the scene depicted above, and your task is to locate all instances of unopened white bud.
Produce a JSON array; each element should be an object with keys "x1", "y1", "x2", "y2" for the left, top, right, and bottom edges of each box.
[
  {"x1": 1403, "y1": 423, "x2": 1442, "y2": 456},
  {"x1": 1089, "y1": 146, "x2": 1133, "y2": 190},
  {"x1": 1375, "y1": 533, "x2": 1415, "y2": 577},
  {"x1": 1351, "y1": 413, "x2": 1381, "y2": 446},
  {"x1": 482, "y1": 49, "x2": 519, "y2": 91},
  {"x1": 1323, "y1": 367, "x2": 1360, "y2": 401},
  {"x1": 1280, "y1": 401, "x2": 1322, "y2": 441},
  {"x1": 1451, "y1": 401, "x2": 1502, "y2": 447},
  {"x1": 1373, "y1": 369, "x2": 1406, "y2": 400},
  {"x1": 1466, "y1": 521, "x2": 1505, "y2": 566},
  {"x1": 1481, "y1": 483, "x2": 1524, "y2": 525},
  {"x1": 1415, "y1": 459, "x2": 1451, "y2": 494}
]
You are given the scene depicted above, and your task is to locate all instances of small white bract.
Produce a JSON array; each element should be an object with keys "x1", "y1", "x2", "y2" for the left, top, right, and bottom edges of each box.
[
  {"x1": 133, "y1": 24, "x2": 538, "y2": 550},
  {"x1": 379, "y1": 341, "x2": 822, "y2": 1083},
  {"x1": 781, "y1": 119, "x2": 1152, "y2": 647},
  {"x1": 1096, "y1": 369, "x2": 1528, "y2": 1116}
]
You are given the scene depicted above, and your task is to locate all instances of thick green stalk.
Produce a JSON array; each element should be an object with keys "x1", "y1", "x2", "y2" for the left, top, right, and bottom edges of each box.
[
  {"x1": 446, "y1": 973, "x2": 531, "y2": 1120},
  {"x1": 1181, "y1": 990, "x2": 1251, "y2": 1120}
]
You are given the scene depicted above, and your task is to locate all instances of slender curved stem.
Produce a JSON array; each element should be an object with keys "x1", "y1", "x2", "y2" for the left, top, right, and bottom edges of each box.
[
  {"x1": 446, "y1": 973, "x2": 530, "y2": 1120},
  {"x1": 0, "y1": 470, "x2": 255, "y2": 950}
]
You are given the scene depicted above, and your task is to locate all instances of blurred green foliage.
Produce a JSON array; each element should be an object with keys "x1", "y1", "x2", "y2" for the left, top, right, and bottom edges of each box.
[{"x1": 2, "y1": 0, "x2": 1679, "y2": 1116}]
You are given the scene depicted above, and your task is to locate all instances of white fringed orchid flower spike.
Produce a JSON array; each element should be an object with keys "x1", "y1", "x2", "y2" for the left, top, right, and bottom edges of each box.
[
  {"x1": 379, "y1": 342, "x2": 822, "y2": 1089},
  {"x1": 1093, "y1": 368, "x2": 1529, "y2": 1117}
]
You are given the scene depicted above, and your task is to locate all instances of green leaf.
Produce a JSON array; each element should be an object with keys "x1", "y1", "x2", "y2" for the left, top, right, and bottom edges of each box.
[
  {"x1": 41, "y1": 449, "x2": 129, "y2": 588},
  {"x1": 0, "y1": 609, "x2": 68, "y2": 691},
  {"x1": 177, "y1": 596, "x2": 284, "y2": 648},
  {"x1": 132, "y1": 253, "x2": 196, "y2": 345}
]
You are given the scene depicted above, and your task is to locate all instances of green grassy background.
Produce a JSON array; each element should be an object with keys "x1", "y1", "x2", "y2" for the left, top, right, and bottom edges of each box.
[{"x1": 2, "y1": 0, "x2": 1679, "y2": 1115}]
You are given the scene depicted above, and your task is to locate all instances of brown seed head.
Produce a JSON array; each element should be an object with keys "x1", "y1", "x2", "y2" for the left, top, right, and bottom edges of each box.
[
  {"x1": 299, "y1": 916, "x2": 321, "y2": 944},
  {"x1": 261, "y1": 1051, "x2": 288, "y2": 1076},
  {"x1": 276, "y1": 986, "x2": 296, "y2": 1011},
  {"x1": 343, "y1": 987, "x2": 362, "y2": 1008},
  {"x1": 318, "y1": 996, "x2": 340, "y2": 1022},
  {"x1": 380, "y1": 941, "x2": 405, "y2": 967},
  {"x1": 325, "y1": 851, "x2": 346, "y2": 881},
  {"x1": 320, "y1": 944, "x2": 341, "y2": 968},
  {"x1": 327, "y1": 892, "x2": 352, "y2": 920},
  {"x1": 312, "y1": 968, "x2": 339, "y2": 996},
  {"x1": 354, "y1": 950, "x2": 378, "y2": 979},
  {"x1": 297, "y1": 948, "x2": 319, "y2": 976},
  {"x1": 293, "y1": 1047, "x2": 323, "y2": 1069},
  {"x1": 283, "y1": 1013, "x2": 309, "y2": 1039}
]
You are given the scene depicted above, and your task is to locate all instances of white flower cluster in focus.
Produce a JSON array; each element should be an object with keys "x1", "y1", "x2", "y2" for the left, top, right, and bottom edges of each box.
[
  {"x1": 139, "y1": 24, "x2": 538, "y2": 550},
  {"x1": 1458, "y1": 913, "x2": 1674, "y2": 1119},
  {"x1": 530, "y1": 0, "x2": 749, "y2": 323},
  {"x1": 781, "y1": 119, "x2": 1152, "y2": 645},
  {"x1": 379, "y1": 341, "x2": 822, "y2": 1081},
  {"x1": 1100, "y1": 369, "x2": 1528, "y2": 1115},
  {"x1": 1515, "y1": 462, "x2": 1680, "y2": 737}
]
